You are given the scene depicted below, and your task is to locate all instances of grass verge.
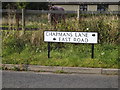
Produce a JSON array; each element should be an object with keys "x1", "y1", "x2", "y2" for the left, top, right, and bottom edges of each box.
[{"x1": 2, "y1": 42, "x2": 119, "y2": 68}]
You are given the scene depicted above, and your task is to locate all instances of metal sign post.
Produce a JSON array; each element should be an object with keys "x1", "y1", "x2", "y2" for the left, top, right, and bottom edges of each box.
[
  {"x1": 48, "y1": 42, "x2": 51, "y2": 58},
  {"x1": 91, "y1": 44, "x2": 94, "y2": 59}
]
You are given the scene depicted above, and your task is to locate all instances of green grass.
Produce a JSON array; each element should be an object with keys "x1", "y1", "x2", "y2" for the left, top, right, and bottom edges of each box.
[{"x1": 2, "y1": 42, "x2": 119, "y2": 68}]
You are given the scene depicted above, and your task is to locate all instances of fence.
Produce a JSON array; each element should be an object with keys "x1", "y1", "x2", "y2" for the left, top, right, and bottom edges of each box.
[
  {"x1": 1, "y1": 9, "x2": 120, "y2": 31},
  {"x1": 2, "y1": 9, "x2": 120, "y2": 14}
]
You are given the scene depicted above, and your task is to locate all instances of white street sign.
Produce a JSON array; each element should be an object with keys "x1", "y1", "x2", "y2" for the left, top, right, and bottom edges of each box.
[{"x1": 44, "y1": 31, "x2": 98, "y2": 44}]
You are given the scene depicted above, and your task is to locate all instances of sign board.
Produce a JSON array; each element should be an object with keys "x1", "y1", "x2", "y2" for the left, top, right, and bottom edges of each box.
[{"x1": 44, "y1": 31, "x2": 98, "y2": 44}]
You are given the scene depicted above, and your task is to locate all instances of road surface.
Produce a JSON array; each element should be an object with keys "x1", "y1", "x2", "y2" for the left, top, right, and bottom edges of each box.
[{"x1": 2, "y1": 70, "x2": 118, "y2": 88}]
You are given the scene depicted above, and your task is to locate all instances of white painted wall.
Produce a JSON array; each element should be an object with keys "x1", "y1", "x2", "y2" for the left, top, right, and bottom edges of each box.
[
  {"x1": 54, "y1": 5, "x2": 79, "y2": 11},
  {"x1": 108, "y1": 5, "x2": 119, "y2": 11},
  {"x1": 55, "y1": 5, "x2": 119, "y2": 11},
  {"x1": 88, "y1": 5, "x2": 97, "y2": 11}
]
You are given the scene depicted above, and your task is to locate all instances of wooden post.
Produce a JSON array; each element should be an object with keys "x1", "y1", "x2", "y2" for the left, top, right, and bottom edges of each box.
[
  {"x1": 0, "y1": 1, "x2": 2, "y2": 65},
  {"x1": 0, "y1": 1, "x2": 1, "y2": 26},
  {"x1": 8, "y1": 4, "x2": 11, "y2": 30},
  {"x1": 77, "y1": 5, "x2": 80, "y2": 23},
  {"x1": 48, "y1": 10, "x2": 52, "y2": 24},
  {"x1": 22, "y1": 9, "x2": 25, "y2": 34},
  {"x1": 15, "y1": 11, "x2": 19, "y2": 30}
]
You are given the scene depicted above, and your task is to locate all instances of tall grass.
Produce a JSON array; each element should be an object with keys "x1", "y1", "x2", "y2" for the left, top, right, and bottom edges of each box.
[{"x1": 2, "y1": 14, "x2": 119, "y2": 68}]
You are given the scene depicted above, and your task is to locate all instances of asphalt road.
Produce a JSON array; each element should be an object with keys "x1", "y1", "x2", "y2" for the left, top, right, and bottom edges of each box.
[{"x1": 2, "y1": 70, "x2": 118, "y2": 88}]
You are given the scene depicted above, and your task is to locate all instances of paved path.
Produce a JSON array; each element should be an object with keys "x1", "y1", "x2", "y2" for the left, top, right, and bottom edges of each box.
[{"x1": 2, "y1": 70, "x2": 118, "y2": 88}]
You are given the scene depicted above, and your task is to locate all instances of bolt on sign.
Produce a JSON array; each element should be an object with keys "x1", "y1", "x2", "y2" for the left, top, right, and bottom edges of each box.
[{"x1": 44, "y1": 31, "x2": 98, "y2": 44}]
